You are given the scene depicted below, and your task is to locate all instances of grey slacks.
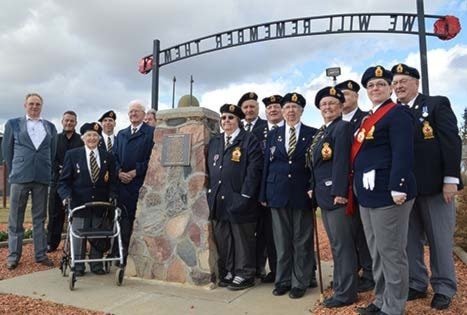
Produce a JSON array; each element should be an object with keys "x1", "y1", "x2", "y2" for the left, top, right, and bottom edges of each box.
[
  {"x1": 72, "y1": 216, "x2": 105, "y2": 272},
  {"x1": 360, "y1": 199, "x2": 414, "y2": 315},
  {"x1": 408, "y1": 193, "x2": 457, "y2": 297},
  {"x1": 271, "y1": 207, "x2": 314, "y2": 290},
  {"x1": 321, "y1": 206, "x2": 358, "y2": 303},
  {"x1": 8, "y1": 182, "x2": 48, "y2": 263}
]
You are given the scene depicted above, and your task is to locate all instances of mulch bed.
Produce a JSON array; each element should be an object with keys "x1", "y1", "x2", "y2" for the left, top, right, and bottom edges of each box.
[{"x1": 0, "y1": 219, "x2": 466, "y2": 314}]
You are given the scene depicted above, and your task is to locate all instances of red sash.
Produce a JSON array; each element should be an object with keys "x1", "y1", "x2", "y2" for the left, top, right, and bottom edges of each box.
[{"x1": 346, "y1": 102, "x2": 397, "y2": 215}]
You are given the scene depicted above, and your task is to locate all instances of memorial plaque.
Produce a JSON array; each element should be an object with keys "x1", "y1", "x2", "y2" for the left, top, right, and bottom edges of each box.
[{"x1": 161, "y1": 134, "x2": 191, "y2": 166}]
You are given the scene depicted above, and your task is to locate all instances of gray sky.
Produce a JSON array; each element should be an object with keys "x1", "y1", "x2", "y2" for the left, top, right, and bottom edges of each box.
[{"x1": 1, "y1": 0, "x2": 466, "y2": 131}]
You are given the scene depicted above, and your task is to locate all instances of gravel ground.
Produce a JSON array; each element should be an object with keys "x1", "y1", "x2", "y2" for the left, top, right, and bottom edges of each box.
[{"x1": 0, "y1": 220, "x2": 466, "y2": 314}]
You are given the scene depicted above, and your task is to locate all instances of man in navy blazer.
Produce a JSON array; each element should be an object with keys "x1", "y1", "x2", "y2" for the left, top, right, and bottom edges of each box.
[
  {"x1": 2, "y1": 93, "x2": 57, "y2": 270},
  {"x1": 238, "y1": 92, "x2": 268, "y2": 133},
  {"x1": 392, "y1": 63, "x2": 462, "y2": 310},
  {"x1": 58, "y1": 122, "x2": 118, "y2": 275},
  {"x1": 113, "y1": 100, "x2": 155, "y2": 264},
  {"x1": 260, "y1": 92, "x2": 317, "y2": 299},
  {"x1": 98, "y1": 110, "x2": 117, "y2": 153}
]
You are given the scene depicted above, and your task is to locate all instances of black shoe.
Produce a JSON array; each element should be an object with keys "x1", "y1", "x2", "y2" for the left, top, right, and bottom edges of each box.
[
  {"x1": 7, "y1": 261, "x2": 18, "y2": 270},
  {"x1": 261, "y1": 272, "x2": 275, "y2": 283},
  {"x1": 323, "y1": 297, "x2": 353, "y2": 308},
  {"x1": 357, "y1": 277, "x2": 375, "y2": 293},
  {"x1": 431, "y1": 293, "x2": 451, "y2": 310},
  {"x1": 289, "y1": 287, "x2": 306, "y2": 299},
  {"x1": 407, "y1": 288, "x2": 427, "y2": 301},
  {"x1": 37, "y1": 257, "x2": 54, "y2": 267},
  {"x1": 92, "y1": 268, "x2": 106, "y2": 275},
  {"x1": 255, "y1": 270, "x2": 266, "y2": 279},
  {"x1": 309, "y1": 278, "x2": 318, "y2": 288},
  {"x1": 227, "y1": 276, "x2": 255, "y2": 290},
  {"x1": 356, "y1": 303, "x2": 381, "y2": 315},
  {"x1": 218, "y1": 274, "x2": 233, "y2": 287},
  {"x1": 272, "y1": 285, "x2": 291, "y2": 296}
]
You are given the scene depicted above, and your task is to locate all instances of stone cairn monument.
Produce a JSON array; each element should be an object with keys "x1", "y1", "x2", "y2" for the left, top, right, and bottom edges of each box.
[{"x1": 128, "y1": 96, "x2": 221, "y2": 286}]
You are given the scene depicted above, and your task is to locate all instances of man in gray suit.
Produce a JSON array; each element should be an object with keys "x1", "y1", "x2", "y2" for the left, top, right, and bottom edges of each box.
[{"x1": 2, "y1": 93, "x2": 57, "y2": 270}]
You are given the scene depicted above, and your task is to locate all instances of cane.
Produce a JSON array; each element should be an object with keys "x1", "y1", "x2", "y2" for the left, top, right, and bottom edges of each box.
[{"x1": 312, "y1": 207, "x2": 324, "y2": 303}]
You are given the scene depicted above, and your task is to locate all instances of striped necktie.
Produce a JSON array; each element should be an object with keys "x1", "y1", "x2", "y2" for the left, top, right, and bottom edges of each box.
[
  {"x1": 106, "y1": 136, "x2": 112, "y2": 151},
  {"x1": 287, "y1": 127, "x2": 296, "y2": 158},
  {"x1": 245, "y1": 123, "x2": 252, "y2": 132},
  {"x1": 308, "y1": 125, "x2": 326, "y2": 161},
  {"x1": 225, "y1": 136, "x2": 232, "y2": 149},
  {"x1": 132, "y1": 127, "x2": 137, "y2": 134},
  {"x1": 90, "y1": 151, "x2": 100, "y2": 183},
  {"x1": 271, "y1": 124, "x2": 278, "y2": 130}
]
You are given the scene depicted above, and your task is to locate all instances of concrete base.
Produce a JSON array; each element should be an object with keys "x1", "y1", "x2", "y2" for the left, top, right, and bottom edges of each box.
[{"x1": 0, "y1": 261, "x2": 333, "y2": 315}]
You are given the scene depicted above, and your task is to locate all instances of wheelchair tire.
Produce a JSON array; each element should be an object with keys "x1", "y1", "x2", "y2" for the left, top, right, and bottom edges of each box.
[
  {"x1": 69, "y1": 271, "x2": 76, "y2": 291},
  {"x1": 115, "y1": 268, "x2": 124, "y2": 286}
]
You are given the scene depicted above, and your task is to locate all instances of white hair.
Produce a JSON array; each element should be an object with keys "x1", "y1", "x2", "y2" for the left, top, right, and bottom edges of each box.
[{"x1": 128, "y1": 100, "x2": 146, "y2": 113}]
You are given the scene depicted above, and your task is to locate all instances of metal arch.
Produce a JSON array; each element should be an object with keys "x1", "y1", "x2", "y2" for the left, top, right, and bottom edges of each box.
[{"x1": 148, "y1": 11, "x2": 448, "y2": 109}]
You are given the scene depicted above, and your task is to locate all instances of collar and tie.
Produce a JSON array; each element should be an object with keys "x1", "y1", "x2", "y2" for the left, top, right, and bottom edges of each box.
[
  {"x1": 271, "y1": 124, "x2": 278, "y2": 130},
  {"x1": 308, "y1": 125, "x2": 326, "y2": 161},
  {"x1": 132, "y1": 127, "x2": 138, "y2": 134},
  {"x1": 106, "y1": 136, "x2": 112, "y2": 151},
  {"x1": 225, "y1": 135, "x2": 232, "y2": 149},
  {"x1": 287, "y1": 127, "x2": 297, "y2": 158},
  {"x1": 245, "y1": 123, "x2": 252, "y2": 132},
  {"x1": 89, "y1": 151, "x2": 100, "y2": 183}
]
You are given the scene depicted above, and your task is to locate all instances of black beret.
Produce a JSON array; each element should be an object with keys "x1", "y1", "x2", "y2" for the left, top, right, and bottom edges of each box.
[
  {"x1": 220, "y1": 104, "x2": 245, "y2": 120},
  {"x1": 237, "y1": 92, "x2": 258, "y2": 107},
  {"x1": 281, "y1": 92, "x2": 306, "y2": 108},
  {"x1": 262, "y1": 95, "x2": 283, "y2": 107},
  {"x1": 335, "y1": 80, "x2": 360, "y2": 93},
  {"x1": 314, "y1": 86, "x2": 345, "y2": 108},
  {"x1": 98, "y1": 110, "x2": 117, "y2": 122},
  {"x1": 361, "y1": 65, "x2": 393, "y2": 88},
  {"x1": 80, "y1": 122, "x2": 102, "y2": 135},
  {"x1": 391, "y1": 63, "x2": 420, "y2": 79}
]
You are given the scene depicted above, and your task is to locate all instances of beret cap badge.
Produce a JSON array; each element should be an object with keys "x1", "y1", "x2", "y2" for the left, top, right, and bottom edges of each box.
[
  {"x1": 330, "y1": 87, "x2": 336, "y2": 96},
  {"x1": 291, "y1": 93, "x2": 298, "y2": 102},
  {"x1": 229, "y1": 105, "x2": 236, "y2": 112},
  {"x1": 396, "y1": 64, "x2": 404, "y2": 73},
  {"x1": 93, "y1": 123, "x2": 99, "y2": 131},
  {"x1": 347, "y1": 82, "x2": 353, "y2": 89},
  {"x1": 270, "y1": 96, "x2": 276, "y2": 102},
  {"x1": 375, "y1": 66, "x2": 383, "y2": 77}
]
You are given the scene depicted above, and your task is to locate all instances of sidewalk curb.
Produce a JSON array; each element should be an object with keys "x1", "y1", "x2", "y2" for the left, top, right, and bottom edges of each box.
[{"x1": 454, "y1": 246, "x2": 467, "y2": 265}]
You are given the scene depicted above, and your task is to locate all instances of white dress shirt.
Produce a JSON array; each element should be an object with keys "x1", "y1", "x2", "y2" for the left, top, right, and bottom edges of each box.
[{"x1": 26, "y1": 115, "x2": 46, "y2": 150}]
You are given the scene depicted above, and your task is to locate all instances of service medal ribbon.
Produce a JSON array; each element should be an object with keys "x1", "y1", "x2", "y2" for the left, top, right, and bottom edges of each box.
[{"x1": 213, "y1": 154, "x2": 219, "y2": 166}]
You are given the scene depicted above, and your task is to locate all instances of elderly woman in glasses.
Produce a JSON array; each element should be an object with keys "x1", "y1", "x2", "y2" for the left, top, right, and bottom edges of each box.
[
  {"x1": 307, "y1": 86, "x2": 358, "y2": 308},
  {"x1": 352, "y1": 66, "x2": 416, "y2": 315},
  {"x1": 206, "y1": 104, "x2": 263, "y2": 290}
]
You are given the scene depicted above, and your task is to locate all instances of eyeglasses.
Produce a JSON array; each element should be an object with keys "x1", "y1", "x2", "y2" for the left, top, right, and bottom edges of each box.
[
  {"x1": 367, "y1": 81, "x2": 389, "y2": 89},
  {"x1": 392, "y1": 78, "x2": 414, "y2": 86},
  {"x1": 221, "y1": 115, "x2": 235, "y2": 120}
]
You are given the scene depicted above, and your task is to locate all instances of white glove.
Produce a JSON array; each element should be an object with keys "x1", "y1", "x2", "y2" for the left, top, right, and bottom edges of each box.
[{"x1": 362, "y1": 170, "x2": 375, "y2": 191}]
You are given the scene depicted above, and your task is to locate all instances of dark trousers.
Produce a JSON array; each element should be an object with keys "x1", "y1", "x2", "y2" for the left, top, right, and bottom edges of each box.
[
  {"x1": 213, "y1": 220, "x2": 256, "y2": 280},
  {"x1": 47, "y1": 185, "x2": 66, "y2": 250},
  {"x1": 72, "y1": 215, "x2": 104, "y2": 272},
  {"x1": 271, "y1": 207, "x2": 315, "y2": 290},
  {"x1": 255, "y1": 205, "x2": 277, "y2": 275}
]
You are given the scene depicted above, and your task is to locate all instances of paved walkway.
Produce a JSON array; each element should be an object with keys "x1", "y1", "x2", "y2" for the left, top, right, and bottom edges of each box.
[{"x1": 0, "y1": 262, "x2": 332, "y2": 315}]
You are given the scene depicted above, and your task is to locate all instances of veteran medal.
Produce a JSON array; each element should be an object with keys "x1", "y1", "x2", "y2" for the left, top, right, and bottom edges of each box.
[
  {"x1": 321, "y1": 142, "x2": 332, "y2": 160},
  {"x1": 231, "y1": 147, "x2": 241, "y2": 162},
  {"x1": 357, "y1": 128, "x2": 366, "y2": 143},
  {"x1": 213, "y1": 154, "x2": 219, "y2": 166},
  {"x1": 365, "y1": 126, "x2": 375, "y2": 140},
  {"x1": 104, "y1": 171, "x2": 109, "y2": 183},
  {"x1": 422, "y1": 106, "x2": 429, "y2": 118},
  {"x1": 422, "y1": 121, "x2": 434, "y2": 139}
]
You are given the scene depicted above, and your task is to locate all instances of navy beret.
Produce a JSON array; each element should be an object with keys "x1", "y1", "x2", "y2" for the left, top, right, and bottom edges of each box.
[
  {"x1": 391, "y1": 63, "x2": 420, "y2": 79},
  {"x1": 335, "y1": 80, "x2": 360, "y2": 93},
  {"x1": 262, "y1": 95, "x2": 283, "y2": 107},
  {"x1": 281, "y1": 92, "x2": 306, "y2": 108},
  {"x1": 361, "y1": 65, "x2": 393, "y2": 88},
  {"x1": 98, "y1": 110, "x2": 117, "y2": 122},
  {"x1": 315, "y1": 86, "x2": 345, "y2": 108},
  {"x1": 80, "y1": 122, "x2": 102, "y2": 135},
  {"x1": 237, "y1": 92, "x2": 258, "y2": 107},
  {"x1": 220, "y1": 104, "x2": 245, "y2": 120}
]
